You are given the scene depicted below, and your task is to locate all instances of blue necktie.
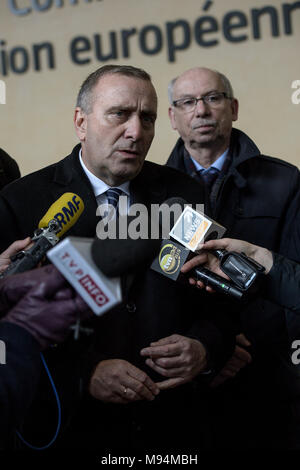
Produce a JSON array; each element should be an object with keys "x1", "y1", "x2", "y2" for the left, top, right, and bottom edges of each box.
[
  {"x1": 106, "y1": 187, "x2": 123, "y2": 210},
  {"x1": 198, "y1": 167, "x2": 220, "y2": 192}
]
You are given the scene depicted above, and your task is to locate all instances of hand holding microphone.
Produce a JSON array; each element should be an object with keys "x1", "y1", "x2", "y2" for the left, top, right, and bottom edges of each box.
[
  {"x1": 1, "y1": 265, "x2": 90, "y2": 349},
  {"x1": 0, "y1": 237, "x2": 31, "y2": 274},
  {"x1": 0, "y1": 193, "x2": 84, "y2": 278},
  {"x1": 181, "y1": 237, "x2": 269, "y2": 293}
]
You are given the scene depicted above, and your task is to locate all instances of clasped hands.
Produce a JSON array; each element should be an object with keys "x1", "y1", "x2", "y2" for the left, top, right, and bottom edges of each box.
[{"x1": 89, "y1": 334, "x2": 207, "y2": 404}]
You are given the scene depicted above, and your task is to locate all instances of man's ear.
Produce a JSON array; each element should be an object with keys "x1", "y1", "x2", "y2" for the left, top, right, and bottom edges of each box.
[
  {"x1": 168, "y1": 106, "x2": 178, "y2": 131},
  {"x1": 74, "y1": 107, "x2": 87, "y2": 141},
  {"x1": 231, "y1": 98, "x2": 239, "y2": 122}
]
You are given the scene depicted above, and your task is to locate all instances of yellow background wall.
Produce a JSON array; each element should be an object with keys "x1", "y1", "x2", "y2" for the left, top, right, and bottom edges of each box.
[{"x1": 0, "y1": 0, "x2": 299, "y2": 176}]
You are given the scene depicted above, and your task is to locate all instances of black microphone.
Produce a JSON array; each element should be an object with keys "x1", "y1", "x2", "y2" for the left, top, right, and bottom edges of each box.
[
  {"x1": 91, "y1": 235, "x2": 161, "y2": 277},
  {"x1": 192, "y1": 266, "x2": 243, "y2": 299}
]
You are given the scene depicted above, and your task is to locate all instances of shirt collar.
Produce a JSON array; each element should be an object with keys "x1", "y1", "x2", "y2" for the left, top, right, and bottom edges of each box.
[
  {"x1": 190, "y1": 148, "x2": 229, "y2": 172},
  {"x1": 79, "y1": 148, "x2": 130, "y2": 197}
]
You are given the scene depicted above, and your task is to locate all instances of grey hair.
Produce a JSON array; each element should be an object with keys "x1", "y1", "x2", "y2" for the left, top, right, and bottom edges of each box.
[
  {"x1": 168, "y1": 69, "x2": 234, "y2": 104},
  {"x1": 76, "y1": 64, "x2": 153, "y2": 114}
]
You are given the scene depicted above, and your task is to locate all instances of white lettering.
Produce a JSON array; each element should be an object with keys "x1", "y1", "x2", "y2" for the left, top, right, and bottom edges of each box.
[
  {"x1": 291, "y1": 340, "x2": 300, "y2": 365},
  {"x1": 0, "y1": 340, "x2": 6, "y2": 365},
  {"x1": 0, "y1": 80, "x2": 6, "y2": 104},
  {"x1": 291, "y1": 80, "x2": 300, "y2": 104}
]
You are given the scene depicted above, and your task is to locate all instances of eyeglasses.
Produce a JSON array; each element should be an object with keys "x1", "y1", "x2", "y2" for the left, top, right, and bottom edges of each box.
[{"x1": 172, "y1": 92, "x2": 231, "y2": 113}]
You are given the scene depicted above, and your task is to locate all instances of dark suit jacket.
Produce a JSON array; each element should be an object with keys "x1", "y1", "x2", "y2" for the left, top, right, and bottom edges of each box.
[
  {"x1": 0, "y1": 144, "x2": 236, "y2": 449},
  {"x1": 0, "y1": 148, "x2": 20, "y2": 191}
]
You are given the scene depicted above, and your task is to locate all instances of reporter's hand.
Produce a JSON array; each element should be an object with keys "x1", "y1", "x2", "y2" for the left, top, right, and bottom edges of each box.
[
  {"x1": 0, "y1": 263, "x2": 55, "y2": 314},
  {"x1": 2, "y1": 265, "x2": 90, "y2": 349},
  {"x1": 0, "y1": 237, "x2": 31, "y2": 273},
  {"x1": 89, "y1": 359, "x2": 160, "y2": 404},
  {"x1": 199, "y1": 238, "x2": 273, "y2": 274},
  {"x1": 181, "y1": 251, "x2": 227, "y2": 292}
]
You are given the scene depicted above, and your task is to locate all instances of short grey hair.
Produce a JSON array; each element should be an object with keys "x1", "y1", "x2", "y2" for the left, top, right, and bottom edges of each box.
[
  {"x1": 168, "y1": 69, "x2": 234, "y2": 104},
  {"x1": 76, "y1": 65, "x2": 153, "y2": 114}
]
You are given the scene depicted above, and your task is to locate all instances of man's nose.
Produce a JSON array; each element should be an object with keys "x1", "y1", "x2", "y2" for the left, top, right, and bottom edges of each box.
[
  {"x1": 124, "y1": 115, "x2": 143, "y2": 140},
  {"x1": 194, "y1": 99, "x2": 210, "y2": 117}
]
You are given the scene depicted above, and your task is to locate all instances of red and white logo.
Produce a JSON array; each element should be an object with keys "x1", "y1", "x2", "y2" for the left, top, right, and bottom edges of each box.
[{"x1": 79, "y1": 274, "x2": 109, "y2": 307}]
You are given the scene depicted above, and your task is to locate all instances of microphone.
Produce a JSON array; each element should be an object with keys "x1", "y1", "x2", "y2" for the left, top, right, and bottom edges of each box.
[
  {"x1": 90, "y1": 198, "x2": 242, "y2": 298},
  {"x1": 192, "y1": 266, "x2": 244, "y2": 299},
  {"x1": 92, "y1": 216, "x2": 162, "y2": 277},
  {"x1": 151, "y1": 200, "x2": 245, "y2": 299},
  {"x1": 47, "y1": 237, "x2": 122, "y2": 317},
  {"x1": 38, "y1": 192, "x2": 84, "y2": 238},
  {"x1": 0, "y1": 193, "x2": 84, "y2": 278},
  {"x1": 93, "y1": 196, "x2": 244, "y2": 299}
]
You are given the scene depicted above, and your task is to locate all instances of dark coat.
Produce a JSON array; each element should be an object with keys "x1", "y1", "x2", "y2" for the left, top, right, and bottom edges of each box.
[
  {"x1": 266, "y1": 253, "x2": 300, "y2": 314},
  {"x1": 0, "y1": 148, "x2": 21, "y2": 191},
  {"x1": 0, "y1": 144, "x2": 236, "y2": 450},
  {"x1": 167, "y1": 129, "x2": 300, "y2": 250},
  {"x1": 166, "y1": 128, "x2": 300, "y2": 449}
]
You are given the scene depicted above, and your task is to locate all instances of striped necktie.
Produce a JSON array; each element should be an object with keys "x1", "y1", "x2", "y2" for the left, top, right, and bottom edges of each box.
[
  {"x1": 198, "y1": 167, "x2": 220, "y2": 192},
  {"x1": 106, "y1": 187, "x2": 123, "y2": 213}
]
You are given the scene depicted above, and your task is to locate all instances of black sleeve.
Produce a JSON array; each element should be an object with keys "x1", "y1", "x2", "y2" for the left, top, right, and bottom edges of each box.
[
  {"x1": 0, "y1": 195, "x2": 25, "y2": 253},
  {"x1": 263, "y1": 253, "x2": 300, "y2": 313},
  {"x1": 0, "y1": 148, "x2": 21, "y2": 191}
]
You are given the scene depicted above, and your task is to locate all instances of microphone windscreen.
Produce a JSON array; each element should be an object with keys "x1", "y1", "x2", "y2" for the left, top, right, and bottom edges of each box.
[
  {"x1": 91, "y1": 237, "x2": 162, "y2": 277},
  {"x1": 38, "y1": 193, "x2": 84, "y2": 238},
  {"x1": 158, "y1": 197, "x2": 187, "y2": 231},
  {"x1": 91, "y1": 197, "x2": 188, "y2": 277}
]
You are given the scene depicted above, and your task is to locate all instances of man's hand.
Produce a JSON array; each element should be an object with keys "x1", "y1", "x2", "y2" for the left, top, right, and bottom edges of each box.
[
  {"x1": 140, "y1": 334, "x2": 207, "y2": 390},
  {"x1": 210, "y1": 333, "x2": 252, "y2": 388},
  {"x1": 89, "y1": 359, "x2": 160, "y2": 404},
  {"x1": 0, "y1": 237, "x2": 31, "y2": 273}
]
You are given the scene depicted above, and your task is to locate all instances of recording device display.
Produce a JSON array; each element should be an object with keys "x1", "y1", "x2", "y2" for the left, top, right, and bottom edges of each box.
[{"x1": 0, "y1": 193, "x2": 84, "y2": 278}]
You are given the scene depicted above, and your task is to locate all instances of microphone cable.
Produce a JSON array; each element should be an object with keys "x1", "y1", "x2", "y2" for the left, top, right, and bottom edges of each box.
[{"x1": 15, "y1": 352, "x2": 62, "y2": 450}]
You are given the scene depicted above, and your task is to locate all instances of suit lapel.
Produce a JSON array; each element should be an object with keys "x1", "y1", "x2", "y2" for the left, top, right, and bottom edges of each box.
[{"x1": 51, "y1": 145, "x2": 99, "y2": 238}]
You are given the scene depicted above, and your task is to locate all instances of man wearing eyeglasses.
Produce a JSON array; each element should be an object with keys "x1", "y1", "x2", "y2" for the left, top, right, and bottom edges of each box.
[{"x1": 166, "y1": 67, "x2": 300, "y2": 450}]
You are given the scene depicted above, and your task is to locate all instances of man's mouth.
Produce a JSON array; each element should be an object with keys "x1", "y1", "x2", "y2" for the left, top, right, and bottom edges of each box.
[
  {"x1": 117, "y1": 148, "x2": 140, "y2": 157},
  {"x1": 192, "y1": 121, "x2": 216, "y2": 131}
]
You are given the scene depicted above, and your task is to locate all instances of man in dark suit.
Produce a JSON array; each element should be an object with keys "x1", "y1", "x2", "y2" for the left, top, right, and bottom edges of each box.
[
  {"x1": 0, "y1": 65, "x2": 236, "y2": 451},
  {"x1": 166, "y1": 66, "x2": 300, "y2": 449}
]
